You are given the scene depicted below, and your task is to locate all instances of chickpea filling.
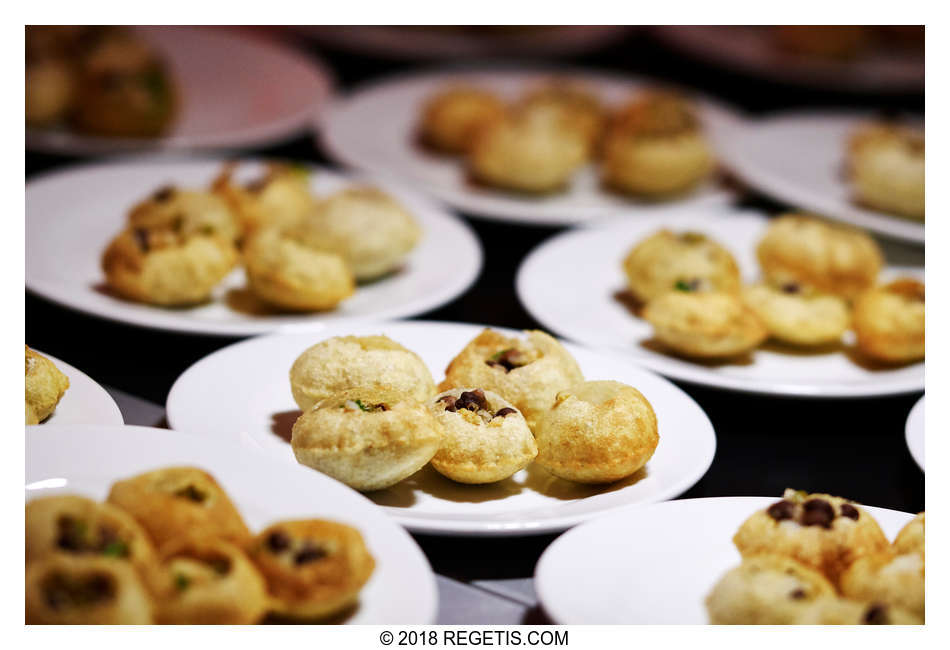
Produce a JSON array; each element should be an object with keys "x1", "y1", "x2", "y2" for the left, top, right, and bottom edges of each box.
[
  {"x1": 485, "y1": 348, "x2": 531, "y2": 372},
  {"x1": 341, "y1": 399, "x2": 389, "y2": 413},
  {"x1": 439, "y1": 389, "x2": 517, "y2": 423},
  {"x1": 766, "y1": 497, "x2": 859, "y2": 529},
  {"x1": 174, "y1": 483, "x2": 209, "y2": 503},
  {"x1": 55, "y1": 516, "x2": 129, "y2": 558},
  {"x1": 265, "y1": 530, "x2": 330, "y2": 567},
  {"x1": 43, "y1": 572, "x2": 116, "y2": 610}
]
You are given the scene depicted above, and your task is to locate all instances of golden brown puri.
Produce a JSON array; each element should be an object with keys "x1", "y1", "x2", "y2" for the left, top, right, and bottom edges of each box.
[
  {"x1": 622, "y1": 229, "x2": 741, "y2": 302},
  {"x1": 427, "y1": 388, "x2": 536, "y2": 484},
  {"x1": 26, "y1": 555, "x2": 155, "y2": 624},
  {"x1": 533, "y1": 380, "x2": 658, "y2": 484},
  {"x1": 106, "y1": 466, "x2": 251, "y2": 549},
  {"x1": 153, "y1": 537, "x2": 269, "y2": 624},
  {"x1": 517, "y1": 82, "x2": 605, "y2": 158},
  {"x1": 292, "y1": 187, "x2": 422, "y2": 282},
  {"x1": 839, "y1": 552, "x2": 925, "y2": 621},
  {"x1": 418, "y1": 85, "x2": 506, "y2": 154},
  {"x1": 247, "y1": 519, "x2": 375, "y2": 620},
  {"x1": 756, "y1": 214, "x2": 883, "y2": 300},
  {"x1": 211, "y1": 161, "x2": 315, "y2": 236},
  {"x1": 25, "y1": 495, "x2": 157, "y2": 580},
  {"x1": 847, "y1": 122, "x2": 924, "y2": 220},
  {"x1": 439, "y1": 328, "x2": 584, "y2": 431},
  {"x1": 101, "y1": 223, "x2": 238, "y2": 307},
  {"x1": 602, "y1": 91, "x2": 714, "y2": 197},
  {"x1": 291, "y1": 388, "x2": 443, "y2": 491},
  {"x1": 705, "y1": 554, "x2": 837, "y2": 625},
  {"x1": 25, "y1": 57, "x2": 75, "y2": 126},
  {"x1": 893, "y1": 512, "x2": 924, "y2": 559},
  {"x1": 25, "y1": 346, "x2": 69, "y2": 425},
  {"x1": 852, "y1": 278, "x2": 925, "y2": 363},
  {"x1": 792, "y1": 598, "x2": 922, "y2": 625},
  {"x1": 643, "y1": 291, "x2": 768, "y2": 359},
  {"x1": 242, "y1": 226, "x2": 354, "y2": 312},
  {"x1": 127, "y1": 185, "x2": 240, "y2": 244},
  {"x1": 742, "y1": 282, "x2": 850, "y2": 346},
  {"x1": 289, "y1": 334, "x2": 436, "y2": 411},
  {"x1": 468, "y1": 106, "x2": 588, "y2": 193},
  {"x1": 732, "y1": 489, "x2": 890, "y2": 587}
]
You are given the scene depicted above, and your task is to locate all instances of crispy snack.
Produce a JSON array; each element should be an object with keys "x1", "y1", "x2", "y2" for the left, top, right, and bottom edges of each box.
[
  {"x1": 742, "y1": 282, "x2": 850, "y2": 346},
  {"x1": 643, "y1": 291, "x2": 768, "y2": 359},
  {"x1": 534, "y1": 380, "x2": 658, "y2": 484},
  {"x1": 622, "y1": 229, "x2": 741, "y2": 302},
  {"x1": 706, "y1": 554, "x2": 837, "y2": 624},
  {"x1": 289, "y1": 335, "x2": 436, "y2": 412},
  {"x1": 128, "y1": 186, "x2": 240, "y2": 244},
  {"x1": 893, "y1": 512, "x2": 924, "y2": 558},
  {"x1": 518, "y1": 82, "x2": 605, "y2": 158},
  {"x1": 756, "y1": 214, "x2": 883, "y2": 300},
  {"x1": 427, "y1": 388, "x2": 536, "y2": 484},
  {"x1": 26, "y1": 555, "x2": 155, "y2": 624},
  {"x1": 107, "y1": 467, "x2": 251, "y2": 549},
  {"x1": 212, "y1": 162, "x2": 315, "y2": 236},
  {"x1": 840, "y1": 552, "x2": 924, "y2": 621},
  {"x1": 418, "y1": 85, "x2": 506, "y2": 154},
  {"x1": 153, "y1": 537, "x2": 269, "y2": 624},
  {"x1": 732, "y1": 489, "x2": 890, "y2": 586},
  {"x1": 25, "y1": 346, "x2": 69, "y2": 425},
  {"x1": 291, "y1": 388, "x2": 443, "y2": 491},
  {"x1": 439, "y1": 329, "x2": 584, "y2": 430},
  {"x1": 247, "y1": 520, "x2": 375, "y2": 620},
  {"x1": 293, "y1": 187, "x2": 421, "y2": 282},
  {"x1": 852, "y1": 278, "x2": 925, "y2": 363},
  {"x1": 847, "y1": 123, "x2": 924, "y2": 220}
]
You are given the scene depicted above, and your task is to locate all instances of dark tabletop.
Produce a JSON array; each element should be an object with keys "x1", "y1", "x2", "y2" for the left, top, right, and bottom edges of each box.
[{"x1": 25, "y1": 26, "x2": 925, "y2": 623}]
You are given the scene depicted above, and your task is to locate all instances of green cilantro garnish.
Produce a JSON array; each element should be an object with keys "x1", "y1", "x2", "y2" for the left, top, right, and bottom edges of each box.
[
  {"x1": 175, "y1": 573, "x2": 191, "y2": 591},
  {"x1": 354, "y1": 399, "x2": 371, "y2": 412},
  {"x1": 674, "y1": 280, "x2": 694, "y2": 292},
  {"x1": 102, "y1": 541, "x2": 128, "y2": 558},
  {"x1": 490, "y1": 348, "x2": 513, "y2": 361}
]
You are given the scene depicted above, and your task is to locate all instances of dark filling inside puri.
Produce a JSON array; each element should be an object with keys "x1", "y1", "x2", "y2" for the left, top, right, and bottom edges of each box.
[
  {"x1": 766, "y1": 497, "x2": 859, "y2": 529},
  {"x1": 439, "y1": 390, "x2": 517, "y2": 420},
  {"x1": 174, "y1": 484, "x2": 208, "y2": 503},
  {"x1": 674, "y1": 278, "x2": 701, "y2": 292},
  {"x1": 43, "y1": 572, "x2": 116, "y2": 610},
  {"x1": 152, "y1": 186, "x2": 175, "y2": 202},
  {"x1": 781, "y1": 282, "x2": 801, "y2": 294},
  {"x1": 265, "y1": 529, "x2": 329, "y2": 566},
  {"x1": 678, "y1": 231, "x2": 706, "y2": 244},
  {"x1": 56, "y1": 516, "x2": 129, "y2": 558},
  {"x1": 485, "y1": 348, "x2": 528, "y2": 373},
  {"x1": 863, "y1": 604, "x2": 890, "y2": 625},
  {"x1": 789, "y1": 588, "x2": 806, "y2": 600}
]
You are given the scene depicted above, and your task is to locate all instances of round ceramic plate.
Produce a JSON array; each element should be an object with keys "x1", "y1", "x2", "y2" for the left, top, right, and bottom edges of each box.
[
  {"x1": 27, "y1": 26, "x2": 333, "y2": 154},
  {"x1": 25, "y1": 425, "x2": 437, "y2": 624},
  {"x1": 654, "y1": 26, "x2": 923, "y2": 93},
  {"x1": 319, "y1": 68, "x2": 742, "y2": 226},
  {"x1": 25, "y1": 158, "x2": 481, "y2": 337},
  {"x1": 166, "y1": 320, "x2": 716, "y2": 536},
  {"x1": 27, "y1": 350, "x2": 123, "y2": 426},
  {"x1": 535, "y1": 496, "x2": 913, "y2": 624},
  {"x1": 905, "y1": 395, "x2": 924, "y2": 470},
  {"x1": 716, "y1": 111, "x2": 924, "y2": 244},
  {"x1": 516, "y1": 210, "x2": 924, "y2": 398}
]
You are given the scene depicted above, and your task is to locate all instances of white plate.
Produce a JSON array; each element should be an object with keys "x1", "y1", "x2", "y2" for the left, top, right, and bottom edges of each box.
[
  {"x1": 654, "y1": 26, "x2": 924, "y2": 93},
  {"x1": 905, "y1": 396, "x2": 925, "y2": 471},
  {"x1": 27, "y1": 26, "x2": 332, "y2": 154},
  {"x1": 717, "y1": 111, "x2": 924, "y2": 244},
  {"x1": 27, "y1": 350, "x2": 123, "y2": 426},
  {"x1": 25, "y1": 158, "x2": 482, "y2": 337},
  {"x1": 166, "y1": 320, "x2": 716, "y2": 536},
  {"x1": 516, "y1": 210, "x2": 925, "y2": 398},
  {"x1": 319, "y1": 68, "x2": 742, "y2": 227},
  {"x1": 25, "y1": 425, "x2": 437, "y2": 624},
  {"x1": 535, "y1": 496, "x2": 913, "y2": 624}
]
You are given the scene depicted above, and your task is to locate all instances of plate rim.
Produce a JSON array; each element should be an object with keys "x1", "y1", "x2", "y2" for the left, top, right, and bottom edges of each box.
[
  {"x1": 27, "y1": 349, "x2": 124, "y2": 427},
  {"x1": 25, "y1": 157, "x2": 483, "y2": 337},
  {"x1": 515, "y1": 211, "x2": 925, "y2": 399},
  {"x1": 165, "y1": 318, "x2": 717, "y2": 537},
  {"x1": 905, "y1": 394, "x2": 925, "y2": 471},
  {"x1": 535, "y1": 495, "x2": 915, "y2": 625},
  {"x1": 25, "y1": 423, "x2": 439, "y2": 624}
]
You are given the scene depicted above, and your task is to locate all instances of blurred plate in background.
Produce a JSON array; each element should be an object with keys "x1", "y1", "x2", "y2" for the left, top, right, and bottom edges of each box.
[
  {"x1": 319, "y1": 67, "x2": 742, "y2": 227},
  {"x1": 27, "y1": 27, "x2": 333, "y2": 155},
  {"x1": 905, "y1": 395, "x2": 925, "y2": 471}
]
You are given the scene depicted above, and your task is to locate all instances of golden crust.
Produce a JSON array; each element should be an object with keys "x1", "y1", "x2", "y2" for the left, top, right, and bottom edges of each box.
[
  {"x1": 247, "y1": 519, "x2": 375, "y2": 620},
  {"x1": 742, "y1": 283, "x2": 850, "y2": 346},
  {"x1": 732, "y1": 489, "x2": 890, "y2": 586},
  {"x1": 792, "y1": 597, "x2": 922, "y2": 625},
  {"x1": 291, "y1": 388, "x2": 444, "y2": 491},
  {"x1": 242, "y1": 226, "x2": 354, "y2": 312},
  {"x1": 211, "y1": 162, "x2": 315, "y2": 236},
  {"x1": 839, "y1": 551, "x2": 924, "y2": 620},
  {"x1": 893, "y1": 512, "x2": 924, "y2": 558},
  {"x1": 622, "y1": 229, "x2": 741, "y2": 302},
  {"x1": 756, "y1": 214, "x2": 883, "y2": 299},
  {"x1": 439, "y1": 329, "x2": 584, "y2": 430},
  {"x1": 518, "y1": 82, "x2": 605, "y2": 157},
  {"x1": 852, "y1": 278, "x2": 925, "y2": 363},
  {"x1": 289, "y1": 334, "x2": 436, "y2": 411},
  {"x1": 26, "y1": 554, "x2": 155, "y2": 624},
  {"x1": 705, "y1": 554, "x2": 837, "y2": 624},
  {"x1": 847, "y1": 123, "x2": 924, "y2": 220},
  {"x1": 293, "y1": 187, "x2": 421, "y2": 282},
  {"x1": 418, "y1": 85, "x2": 506, "y2": 154},
  {"x1": 25, "y1": 346, "x2": 69, "y2": 424},
  {"x1": 533, "y1": 380, "x2": 658, "y2": 484},
  {"x1": 127, "y1": 186, "x2": 240, "y2": 244},
  {"x1": 106, "y1": 466, "x2": 251, "y2": 549},
  {"x1": 153, "y1": 537, "x2": 269, "y2": 624},
  {"x1": 643, "y1": 291, "x2": 768, "y2": 358},
  {"x1": 427, "y1": 388, "x2": 537, "y2": 484}
]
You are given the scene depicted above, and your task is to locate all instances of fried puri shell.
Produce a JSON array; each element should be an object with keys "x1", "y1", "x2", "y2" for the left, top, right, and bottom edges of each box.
[
  {"x1": 852, "y1": 278, "x2": 924, "y2": 363},
  {"x1": 25, "y1": 346, "x2": 69, "y2": 425}
]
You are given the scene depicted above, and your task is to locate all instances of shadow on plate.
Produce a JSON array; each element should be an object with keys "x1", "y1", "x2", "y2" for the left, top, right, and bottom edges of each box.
[{"x1": 271, "y1": 409, "x2": 303, "y2": 444}]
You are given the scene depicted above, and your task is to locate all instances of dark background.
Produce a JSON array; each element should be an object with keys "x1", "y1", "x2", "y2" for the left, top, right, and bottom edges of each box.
[{"x1": 26, "y1": 28, "x2": 925, "y2": 583}]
